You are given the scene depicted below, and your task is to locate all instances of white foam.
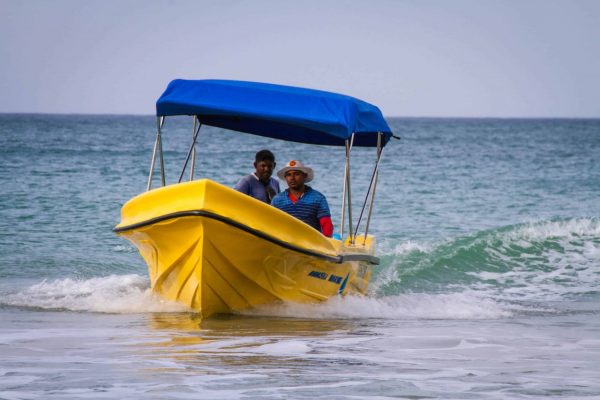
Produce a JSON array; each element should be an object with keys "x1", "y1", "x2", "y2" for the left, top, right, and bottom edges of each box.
[
  {"x1": 112, "y1": 244, "x2": 137, "y2": 253},
  {"x1": 242, "y1": 292, "x2": 510, "y2": 320},
  {"x1": 513, "y1": 217, "x2": 600, "y2": 241},
  {"x1": 479, "y1": 218, "x2": 600, "y2": 302},
  {"x1": 253, "y1": 340, "x2": 312, "y2": 356},
  {"x1": 379, "y1": 239, "x2": 432, "y2": 257},
  {"x1": 3, "y1": 274, "x2": 188, "y2": 313},
  {"x1": 371, "y1": 239, "x2": 434, "y2": 293},
  {"x1": 583, "y1": 240, "x2": 600, "y2": 259}
]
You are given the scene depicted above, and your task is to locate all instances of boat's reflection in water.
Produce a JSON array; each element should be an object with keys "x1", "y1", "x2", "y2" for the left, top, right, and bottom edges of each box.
[
  {"x1": 147, "y1": 311, "x2": 354, "y2": 338},
  {"x1": 139, "y1": 312, "x2": 357, "y2": 371}
]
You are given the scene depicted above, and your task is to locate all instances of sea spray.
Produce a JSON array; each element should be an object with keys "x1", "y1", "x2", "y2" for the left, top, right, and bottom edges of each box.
[
  {"x1": 241, "y1": 292, "x2": 510, "y2": 320},
  {"x1": 3, "y1": 274, "x2": 187, "y2": 313}
]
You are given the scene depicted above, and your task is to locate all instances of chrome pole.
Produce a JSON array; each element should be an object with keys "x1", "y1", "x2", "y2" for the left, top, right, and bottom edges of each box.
[
  {"x1": 178, "y1": 121, "x2": 202, "y2": 183},
  {"x1": 347, "y1": 133, "x2": 355, "y2": 244},
  {"x1": 158, "y1": 116, "x2": 166, "y2": 187},
  {"x1": 190, "y1": 116, "x2": 197, "y2": 181},
  {"x1": 340, "y1": 140, "x2": 349, "y2": 239},
  {"x1": 146, "y1": 118, "x2": 160, "y2": 191},
  {"x1": 363, "y1": 132, "x2": 383, "y2": 245},
  {"x1": 354, "y1": 133, "x2": 384, "y2": 243}
]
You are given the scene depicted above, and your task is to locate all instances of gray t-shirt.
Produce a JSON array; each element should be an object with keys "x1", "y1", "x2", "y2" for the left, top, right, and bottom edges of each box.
[{"x1": 234, "y1": 173, "x2": 280, "y2": 203}]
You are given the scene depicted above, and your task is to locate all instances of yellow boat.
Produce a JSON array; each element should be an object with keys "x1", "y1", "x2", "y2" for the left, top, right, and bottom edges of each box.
[{"x1": 114, "y1": 79, "x2": 395, "y2": 318}]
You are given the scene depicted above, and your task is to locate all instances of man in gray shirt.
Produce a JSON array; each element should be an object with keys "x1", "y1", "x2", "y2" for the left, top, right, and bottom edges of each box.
[{"x1": 234, "y1": 149, "x2": 280, "y2": 204}]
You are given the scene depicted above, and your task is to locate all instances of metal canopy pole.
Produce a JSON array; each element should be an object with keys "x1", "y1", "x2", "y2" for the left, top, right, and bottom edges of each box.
[
  {"x1": 339, "y1": 135, "x2": 355, "y2": 241},
  {"x1": 147, "y1": 116, "x2": 165, "y2": 191},
  {"x1": 190, "y1": 116, "x2": 197, "y2": 181},
  {"x1": 158, "y1": 116, "x2": 166, "y2": 187},
  {"x1": 346, "y1": 134, "x2": 355, "y2": 243},
  {"x1": 362, "y1": 132, "x2": 383, "y2": 245},
  {"x1": 178, "y1": 119, "x2": 202, "y2": 183},
  {"x1": 353, "y1": 132, "x2": 384, "y2": 243},
  {"x1": 147, "y1": 128, "x2": 159, "y2": 191},
  {"x1": 339, "y1": 141, "x2": 349, "y2": 239}
]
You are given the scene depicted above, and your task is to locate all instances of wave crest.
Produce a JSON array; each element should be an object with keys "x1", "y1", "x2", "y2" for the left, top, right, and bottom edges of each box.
[
  {"x1": 2, "y1": 274, "x2": 187, "y2": 313},
  {"x1": 374, "y1": 217, "x2": 600, "y2": 302}
]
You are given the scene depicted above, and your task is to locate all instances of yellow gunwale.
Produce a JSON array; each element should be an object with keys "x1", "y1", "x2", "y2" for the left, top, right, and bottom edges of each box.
[
  {"x1": 114, "y1": 179, "x2": 378, "y2": 263},
  {"x1": 114, "y1": 209, "x2": 379, "y2": 265}
]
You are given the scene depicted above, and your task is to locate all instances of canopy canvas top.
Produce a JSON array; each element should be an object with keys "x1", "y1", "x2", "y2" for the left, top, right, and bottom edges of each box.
[{"x1": 156, "y1": 79, "x2": 393, "y2": 147}]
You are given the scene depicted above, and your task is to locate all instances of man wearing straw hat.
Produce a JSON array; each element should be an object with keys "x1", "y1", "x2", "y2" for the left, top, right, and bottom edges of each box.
[{"x1": 271, "y1": 160, "x2": 333, "y2": 237}]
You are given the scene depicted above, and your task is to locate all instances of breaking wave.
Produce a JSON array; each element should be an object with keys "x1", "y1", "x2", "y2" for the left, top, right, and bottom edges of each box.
[
  {"x1": 2, "y1": 218, "x2": 598, "y2": 318},
  {"x1": 375, "y1": 217, "x2": 600, "y2": 303},
  {"x1": 2, "y1": 274, "x2": 187, "y2": 313}
]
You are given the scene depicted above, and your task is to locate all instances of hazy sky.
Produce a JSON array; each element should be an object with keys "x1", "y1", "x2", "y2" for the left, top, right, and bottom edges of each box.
[{"x1": 1, "y1": 0, "x2": 599, "y2": 117}]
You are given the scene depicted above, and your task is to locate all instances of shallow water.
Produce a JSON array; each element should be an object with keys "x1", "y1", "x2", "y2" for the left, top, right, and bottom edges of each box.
[
  {"x1": 2, "y1": 310, "x2": 599, "y2": 399},
  {"x1": 1, "y1": 115, "x2": 599, "y2": 398}
]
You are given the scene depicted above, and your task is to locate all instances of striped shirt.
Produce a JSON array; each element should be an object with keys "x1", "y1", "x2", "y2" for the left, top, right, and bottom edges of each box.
[
  {"x1": 271, "y1": 186, "x2": 331, "y2": 232},
  {"x1": 234, "y1": 173, "x2": 280, "y2": 203}
]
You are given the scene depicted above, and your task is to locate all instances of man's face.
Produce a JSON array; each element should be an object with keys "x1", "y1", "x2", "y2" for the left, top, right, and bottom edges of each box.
[
  {"x1": 284, "y1": 170, "x2": 307, "y2": 190},
  {"x1": 254, "y1": 160, "x2": 275, "y2": 182}
]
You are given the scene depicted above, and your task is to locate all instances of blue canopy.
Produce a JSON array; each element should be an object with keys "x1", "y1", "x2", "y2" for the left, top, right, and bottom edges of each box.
[{"x1": 156, "y1": 79, "x2": 393, "y2": 147}]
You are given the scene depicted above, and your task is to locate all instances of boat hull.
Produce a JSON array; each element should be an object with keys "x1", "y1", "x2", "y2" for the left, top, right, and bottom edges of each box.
[{"x1": 115, "y1": 180, "x2": 376, "y2": 318}]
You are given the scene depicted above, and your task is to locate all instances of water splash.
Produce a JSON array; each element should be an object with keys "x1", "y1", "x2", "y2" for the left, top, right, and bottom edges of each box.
[
  {"x1": 2, "y1": 274, "x2": 187, "y2": 313},
  {"x1": 2, "y1": 275, "x2": 508, "y2": 320},
  {"x1": 242, "y1": 292, "x2": 510, "y2": 320}
]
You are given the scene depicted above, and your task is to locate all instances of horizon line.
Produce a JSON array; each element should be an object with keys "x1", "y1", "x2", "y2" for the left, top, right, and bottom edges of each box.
[{"x1": 1, "y1": 112, "x2": 599, "y2": 120}]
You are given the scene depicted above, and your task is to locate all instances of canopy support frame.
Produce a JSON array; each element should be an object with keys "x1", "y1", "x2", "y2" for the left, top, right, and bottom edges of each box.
[
  {"x1": 190, "y1": 116, "x2": 198, "y2": 181},
  {"x1": 178, "y1": 117, "x2": 202, "y2": 183},
  {"x1": 147, "y1": 116, "x2": 166, "y2": 191},
  {"x1": 353, "y1": 132, "x2": 383, "y2": 245},
  {"x1": 339, "y1": 134, "x2": 355, "y2": 241}
]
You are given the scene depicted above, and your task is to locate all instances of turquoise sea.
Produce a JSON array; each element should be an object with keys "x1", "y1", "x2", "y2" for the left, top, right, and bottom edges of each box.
[{"x1": 1, "y1": 114, "x2": 599, "y2": 399}]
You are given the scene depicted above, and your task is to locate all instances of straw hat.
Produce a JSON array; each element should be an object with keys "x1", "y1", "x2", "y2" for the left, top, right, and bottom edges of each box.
[{"x1": 276, "y1": 160, "x2": 314, "y2": 182}]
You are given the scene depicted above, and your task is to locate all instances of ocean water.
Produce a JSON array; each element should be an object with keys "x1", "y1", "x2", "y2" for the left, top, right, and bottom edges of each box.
[{"x1": 1, "y1": 114, "x2": 599, "y2": 399}]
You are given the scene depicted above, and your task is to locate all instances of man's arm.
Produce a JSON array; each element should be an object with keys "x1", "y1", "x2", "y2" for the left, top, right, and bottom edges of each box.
[
  {"x1": 319, "y1": 216, "x2": 333, "y2": 237},
  {"x1": 317, "y1": 194, "x2": 333, "y2": 237}
]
